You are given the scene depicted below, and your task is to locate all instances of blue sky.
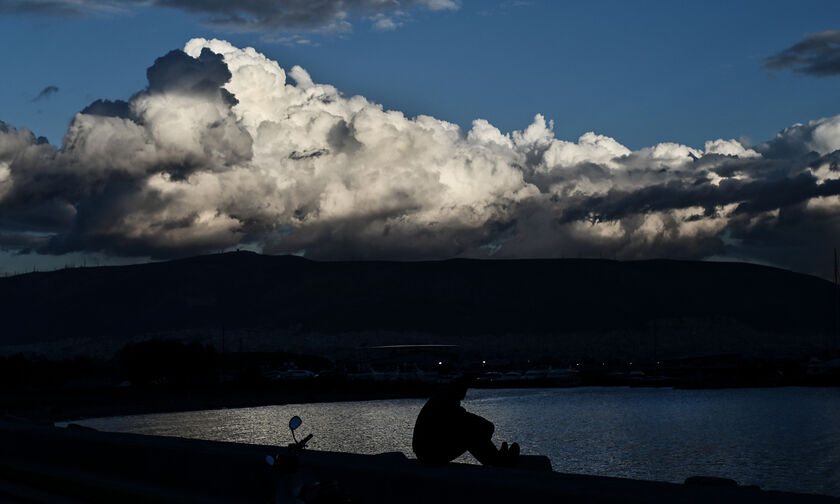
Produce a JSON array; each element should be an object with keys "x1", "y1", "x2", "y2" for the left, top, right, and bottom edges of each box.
[
  {"x1": 2, "y1": 0, "x2": 837, "y2": 149},
  {"x1": 0, "y1": 0, "x2": 839, "y2": 277}
]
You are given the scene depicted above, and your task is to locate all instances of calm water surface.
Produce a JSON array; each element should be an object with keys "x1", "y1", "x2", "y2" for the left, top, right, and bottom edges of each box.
[{"x1": 71, "y1": 387, "x2": 840, "y2": 497}]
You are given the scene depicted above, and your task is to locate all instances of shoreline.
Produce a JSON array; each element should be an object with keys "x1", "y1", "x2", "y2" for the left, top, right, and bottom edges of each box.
[
  {"x1": 3, "y1": 381, "x2": 836, "y2": 424},
  {"x1": 2, "y1": 420, "x2": 837, "y2": 504},
  {"x1": 3, "y1": 382, "x2": 437, "y2": 423}
]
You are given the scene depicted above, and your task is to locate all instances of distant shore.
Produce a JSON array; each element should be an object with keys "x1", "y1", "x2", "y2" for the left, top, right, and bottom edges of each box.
[
  {"x1": 3, "y1": 382, "x2": 437, "y2": 423},
  {"x1": 5, "y1": 372, "x2": 840, "y2": 424},
  {"x1": 5, "y1": 343, "x2": 840, "y2": 423}
]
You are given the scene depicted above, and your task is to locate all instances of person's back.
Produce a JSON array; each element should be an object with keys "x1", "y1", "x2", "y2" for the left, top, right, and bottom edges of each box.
[{"x1": 412, "y1": 391, "x2": 472, "y2": 464}]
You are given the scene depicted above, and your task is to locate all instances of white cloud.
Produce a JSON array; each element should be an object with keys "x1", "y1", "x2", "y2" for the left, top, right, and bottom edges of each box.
[
  {"x1": 418, "y1": 0, "x2": 459, "y2": 10},
  {"x1": 0, "y1": 39, "x2": 838, "y2": 276},
  {"x1": 371, "y1": 14, "x2": 401, "y2": 31},
  {"x1": 703, "y1": 139, "x2": 760, "y2": 158},
  {"x1": 809, "y1": 115, "x2": 840, "y2": 156}
]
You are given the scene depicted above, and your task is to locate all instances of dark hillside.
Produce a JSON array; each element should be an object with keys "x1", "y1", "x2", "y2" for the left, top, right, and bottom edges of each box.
[{"x1": 0, "y1": 252, "x2": 835, "y2": 356}]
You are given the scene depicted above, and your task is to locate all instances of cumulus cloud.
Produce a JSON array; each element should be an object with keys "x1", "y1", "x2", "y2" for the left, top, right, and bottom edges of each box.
[
  {"x1": 1, "y1": 39, "x2": 839, "y2": 277},
  {"x1": 0, "y1": 0, "x2": 458, "y2": 31},
  {"x1": 757, "y1": 115, "x2": 840, "y2": 159},
  {"x1": 765, "y1": 30, "x2": 840, "y2": 77},
  {"x1": 371, "y1": 13, "x2": 402, "y2": 31}
]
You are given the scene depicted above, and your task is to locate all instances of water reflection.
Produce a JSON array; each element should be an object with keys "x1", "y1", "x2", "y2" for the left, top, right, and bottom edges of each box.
[{"x1": 71, "y1": 387, "x2": 840, "y2": 497}]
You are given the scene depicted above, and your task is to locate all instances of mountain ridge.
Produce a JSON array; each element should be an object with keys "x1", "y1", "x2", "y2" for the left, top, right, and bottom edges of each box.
[{"x1": 1, "y1": 252, "x2": 836, "y2": 359}]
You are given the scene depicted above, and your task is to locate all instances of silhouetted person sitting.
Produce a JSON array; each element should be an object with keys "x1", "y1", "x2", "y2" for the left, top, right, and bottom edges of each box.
[{"x1": 412, "y1": 377, "x2": 519, "y2": 467}]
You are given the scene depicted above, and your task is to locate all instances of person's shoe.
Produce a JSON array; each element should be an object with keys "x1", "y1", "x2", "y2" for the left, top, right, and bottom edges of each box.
[
  {"x1": 496, "y1": 442, "x2": 520, "y2": 467},
  {"x1": 509, "y1": 442, "x2": 520, "y2": 458}
]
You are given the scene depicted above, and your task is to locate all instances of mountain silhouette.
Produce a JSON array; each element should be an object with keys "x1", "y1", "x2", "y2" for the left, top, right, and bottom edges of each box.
[{"x1": 0, "y1": 252, "x2": 835, "y2": 359}]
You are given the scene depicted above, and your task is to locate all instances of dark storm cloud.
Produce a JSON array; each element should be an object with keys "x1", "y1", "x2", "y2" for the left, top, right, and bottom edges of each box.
[
  {"x1": 146, "y1": 48, "x2": 238, "y2": 106},
  {"x1": 0, "y1": 231, "x2": 50, "y2": 252},
  {"x1": 0, "y1": 0, "x2": 457, "y2": 30},
  {"x1": 765, "y1": 30, "x2": 840, "y2": 77},
  {"x1": 31, "y1": 85, "x2": 59, "y2": 102},
  {"x1": 80, "y1": 99, "x2": 132, "y2": 119},
  {"x1": 1, "y1": 39, "x2": 839, "y2": 278},
  {"x1": 38, "y1": 178, "x2": 209, "y2": 259},
  {"x1": 724, "y1": 199, "x2": 840, "y2": 277},
  {"x1": 560, "y1": 170, "x2": 840, "y2": 225},
  {"x1": 0, "y1": 121, "x2": 69, "y2": 232},
  {"x1": 0, "y1": 44, "x2": 251, "y2": 258},
  {"x1": 0, "y1": 0, "x2": 98, "y2": 15}
]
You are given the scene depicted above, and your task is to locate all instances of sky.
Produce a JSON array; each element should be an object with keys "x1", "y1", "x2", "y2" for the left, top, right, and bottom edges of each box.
[{"x1": 0, "y1": 0, "x2": 839, "y2": 278}]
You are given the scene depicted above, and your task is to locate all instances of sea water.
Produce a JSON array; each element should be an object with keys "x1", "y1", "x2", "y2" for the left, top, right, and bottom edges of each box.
[{"x1": 68, "y1": 386, "x2": 840, "y2": 497}]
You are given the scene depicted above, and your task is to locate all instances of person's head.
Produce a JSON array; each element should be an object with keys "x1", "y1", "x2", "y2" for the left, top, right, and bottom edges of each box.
[{"x1": 436, "y1": 375, "x2": 473, "y2": 401}]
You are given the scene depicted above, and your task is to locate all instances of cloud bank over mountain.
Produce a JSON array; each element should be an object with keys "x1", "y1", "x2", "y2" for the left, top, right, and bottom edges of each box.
[{"x1": 1, "y1": 39, "x2": 839, "y2": 276}]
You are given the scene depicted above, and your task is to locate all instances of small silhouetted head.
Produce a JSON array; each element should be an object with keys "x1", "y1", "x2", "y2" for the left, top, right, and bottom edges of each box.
[{"x1": 435, "y1": 375, "x2": 473, "y2": 401}]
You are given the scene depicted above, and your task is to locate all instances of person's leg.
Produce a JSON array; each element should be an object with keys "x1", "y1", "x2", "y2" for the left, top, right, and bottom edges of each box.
[
  {"x1": 414, "y1": 416, "x2": 469, "y2": 465},
  {"x1": 462, "y1": 412, "x2": 503, "y2": 466},
  {"x1": 467, "y1": 437, "x2": 503, "y2": 466},
  {"x1": 461, "y1": 413, "x2": 521, "y2": 467},
  {"x1": 417, "y1": 440, "x2": 468, "y2": 465}
]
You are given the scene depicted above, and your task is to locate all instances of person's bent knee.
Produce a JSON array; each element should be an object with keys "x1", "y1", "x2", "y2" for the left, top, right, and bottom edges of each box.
[{"x1": 464, "y1": 412, "x2": 494, "y2": 439}]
